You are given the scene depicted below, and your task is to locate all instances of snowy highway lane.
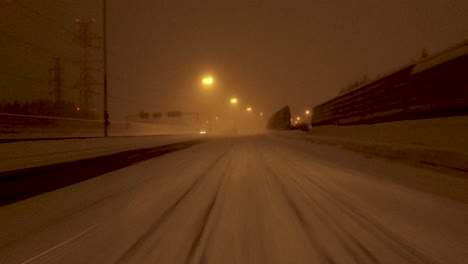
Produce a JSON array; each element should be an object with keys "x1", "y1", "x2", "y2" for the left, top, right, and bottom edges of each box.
[{"x1": 0, "y1": 135, "x2": 467, "y2": 263}]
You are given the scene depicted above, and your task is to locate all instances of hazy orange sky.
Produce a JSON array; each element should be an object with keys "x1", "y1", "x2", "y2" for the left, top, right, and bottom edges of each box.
[{"x1": 1, "y1": 0, "x2": 467, "y2": 120}]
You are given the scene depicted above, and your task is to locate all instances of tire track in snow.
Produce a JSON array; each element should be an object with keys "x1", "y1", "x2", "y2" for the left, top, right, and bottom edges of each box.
[
  {"x1": 116, "y1": 146, "x2": 232, "y2": 263},
  {"x1": 263, "y1": 140, "x2": 436, "y2": 263}
]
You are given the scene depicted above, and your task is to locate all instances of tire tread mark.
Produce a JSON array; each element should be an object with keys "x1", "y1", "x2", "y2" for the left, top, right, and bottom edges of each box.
[
  {"x1": 261, "y1": 159, "x2": 340, "y2": 264},
  {"x1": 116, "y1": 147, "x2": 230, "y2": 263},
  {"x1": 267, "y1": 162, "x2": 380, "y2": 264},
  {"x1": 293, "y1": 162, "x2": 435, "y2": 263},
  {"x1": 188, "y1": 145, "x2": 237, "y2": 264},
  {"x1": 272, "y1": 146, "x2": 437, "y2": 264}
]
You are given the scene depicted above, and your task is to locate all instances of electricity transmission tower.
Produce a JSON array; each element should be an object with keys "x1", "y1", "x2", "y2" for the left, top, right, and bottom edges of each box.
[
  {"x1": 49, "y1": 57, "x2": 64, "y2": 114},
  {"x1": 73, "y1": 18, "x2": 100, "y2": 117}
]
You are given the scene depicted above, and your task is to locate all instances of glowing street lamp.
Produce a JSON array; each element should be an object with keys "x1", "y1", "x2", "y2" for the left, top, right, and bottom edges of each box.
[
  {"x1": 201, "y1": 75, "x2": 215, "y2": 132},
  {"x1": 305, "y1": 110, "x2": 310, "y2": 115},
  {"x1": 230, "y1": 97, "x2": 238, "y2": 104},
  {"x1": 260, "y1": 112, "x2": 264, "y2": 116},
  {"x1": 246, "y1": 107, "x2": 252, "y2": 112},
  {"x1": 202, "y1": 76, "x2": 214, "y2": 87}
]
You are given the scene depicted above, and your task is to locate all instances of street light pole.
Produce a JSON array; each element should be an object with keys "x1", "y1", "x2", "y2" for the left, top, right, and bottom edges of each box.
[
  {"x1": 230, "y1": 97, "x2": 238, "y2": 133},
  {"x1": 103, "y1": 0, "x2": 109, "y2": 137},
  {"x1": 201, "y1": 75, "x2": 214, "y2": 133}
]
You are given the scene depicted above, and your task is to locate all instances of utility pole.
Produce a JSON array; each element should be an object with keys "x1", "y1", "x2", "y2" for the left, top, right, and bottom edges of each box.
[
  {"x1": 73, "y1": 18, "x2": 100, "y2": 118},
  {"x1": 103, "y1": 0, "x2": 109, "y2": 136},
  {"x1": 49, "y1": 57, "x2": 63, "y2": 115}
]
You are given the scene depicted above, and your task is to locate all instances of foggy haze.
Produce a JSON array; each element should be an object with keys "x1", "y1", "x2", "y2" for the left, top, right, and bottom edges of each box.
[
  {"x1": 1, "y1": 0, "x2": 467, "y2": 121},
  {"x1": 1, "y1": 2, "x2": 468, "y2": 263}
]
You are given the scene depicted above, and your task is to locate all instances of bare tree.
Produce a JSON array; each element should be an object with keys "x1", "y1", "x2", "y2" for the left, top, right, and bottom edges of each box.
[{"x1": 338, "y1": 74, "x2": 369, "y2": 95}]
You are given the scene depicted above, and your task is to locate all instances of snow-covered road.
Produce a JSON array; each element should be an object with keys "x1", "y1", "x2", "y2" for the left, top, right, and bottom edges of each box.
[{"x1": 0, "y1": 135, "x2": 467, "y2": 263}]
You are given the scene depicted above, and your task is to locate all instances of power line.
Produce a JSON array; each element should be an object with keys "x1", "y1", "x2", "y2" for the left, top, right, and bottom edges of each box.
[
  {"x1": 46, "y1": 0, "x2": 101, "y2": 20},
  {"x1": 14, "y1": 0, "x2": 75, "y2": 35},
  {"x1": 0, "y1": 70, "x2": 74, "y2": 92},
  {"x1": 0, "y1": 71, "x2": 48, "y2": 84},
  {"x1": 5, "y1": 1, "x2": 79, "y2": 47},
  {"x1": 0, "y1": 29, "x2": 79, "y2": 61}
]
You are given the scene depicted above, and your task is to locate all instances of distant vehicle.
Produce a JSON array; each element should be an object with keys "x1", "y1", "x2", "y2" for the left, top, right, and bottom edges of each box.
[
  {"x1": 200, "y1": 130, "x2": 207, "y2": 135},
  {"x1": 292, "y1": 122, "x2": 310, "y2": 131}
]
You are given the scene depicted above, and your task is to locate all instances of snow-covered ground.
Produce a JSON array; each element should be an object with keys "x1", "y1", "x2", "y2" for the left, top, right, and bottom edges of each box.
[
  {"x1": 297, "y1": 116, "x2": 468, "y2": 171},
  {"x1": 0, "y1": 136, "x2": 466, "y2": 263},
  {"x1": 0, "y1": 135, "x2": 201, "y2": 172},
  {"x1": 0, "y1": 122, "x2": 197, "y2": 139},
  {"x1": 2, "y1": 116, "x2": 466, "y2": 173}
]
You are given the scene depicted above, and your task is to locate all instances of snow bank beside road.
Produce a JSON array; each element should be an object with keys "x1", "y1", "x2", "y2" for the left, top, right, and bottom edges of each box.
[
  {"x1": 279, "y1": 116, "x2": 468, "y2": 171},
  {"x1": 0, "y1": 135, "x2": 200, "y2": 172}
]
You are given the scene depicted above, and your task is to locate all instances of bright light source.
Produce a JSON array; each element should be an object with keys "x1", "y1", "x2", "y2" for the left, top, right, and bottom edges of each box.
[
  {"x1": 305, "y1": 110, "x2": 310, "y2": 115},
  {"x1": 246, "y1": 107, "x2": 252, "y2": 112},
  {"x1": 76, "y1": 107, "x2": 80, "y2": 111},
  {"x1": 296, "y1": 117, "x2": 301, "y2": 120},
  {"x1": 260, "y1": 112, "x2": 264, "y2": 116},
  {"x1": 200, "y1": 130, "x2": 207, "y2": 134},
  {"x1": 202, "y1": 76, "x2": 214, "y2": 86},
  {"x1": 230, "y1": 98, "x2": 238, "y2": 104}
]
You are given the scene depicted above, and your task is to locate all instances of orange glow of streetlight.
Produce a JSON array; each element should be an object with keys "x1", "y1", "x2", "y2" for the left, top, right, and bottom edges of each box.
[
  {"x1": 230, "y1": 97, "x2": 238, "y2": 104},
  {"x1": 246, "y1": 107, "x2": 252, "y2": 112},
  {"x1": 305, "y1": 110, "x2": 310, "y2": 115},
  {"x1": 202, "y1": 76, "x2": 214, "y2": 86}
]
